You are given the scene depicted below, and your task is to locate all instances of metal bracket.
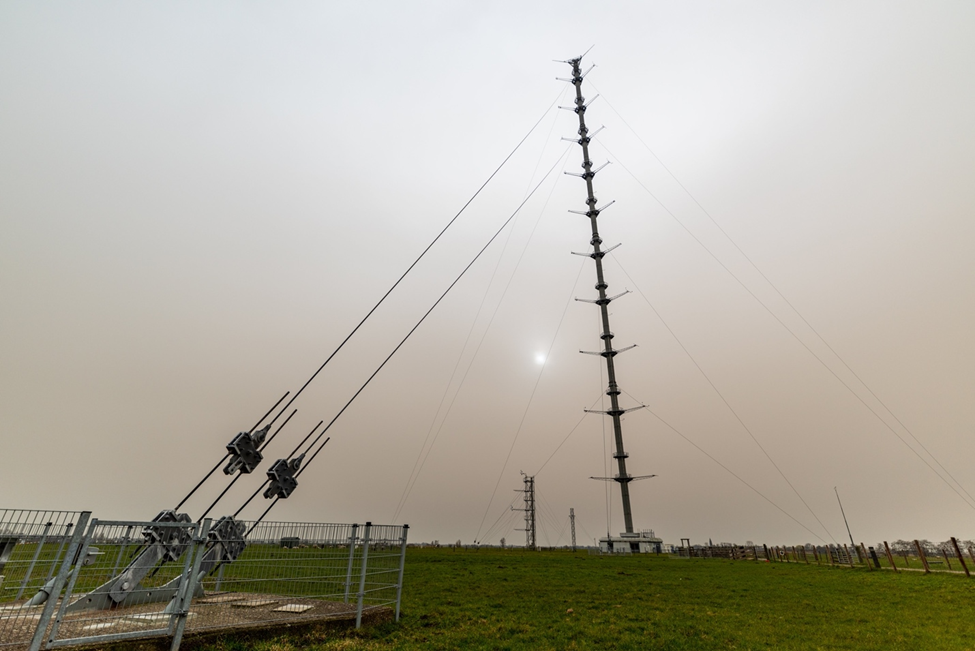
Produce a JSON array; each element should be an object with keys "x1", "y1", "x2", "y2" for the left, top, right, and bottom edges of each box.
[
  {"x1": 64, "y1": 511, "x2": 195, "y2": 612},
  {"x1": 584, "y1": 404, "x2": 646, "y2": 416},
  {"x1": 204, "y1": 516, "x2": 247, "y2": 568},
  {"x1": 575, "y1": 289, "x2": 630, "y2": 305},
  {"x1": 579, "y1": 344, "x2": 637, "y2": 358},
  {"x1": 263, "y1": 453, "x2": 305, "y2": 500},
  {"x1": 223, "y1": 424, "x2": 271, "y2": 475},
  {"x1": 142, "y1": 510, "x2": 194, "y2": 562}
]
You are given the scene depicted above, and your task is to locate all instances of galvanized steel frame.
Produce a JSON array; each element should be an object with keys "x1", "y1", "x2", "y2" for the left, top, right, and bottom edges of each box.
[{"x1": 0, "y1": 510, "x2": 408, "y2": 651}]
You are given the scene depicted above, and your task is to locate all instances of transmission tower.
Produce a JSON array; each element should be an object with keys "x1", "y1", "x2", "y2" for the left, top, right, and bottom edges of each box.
[
  {"x1": 561, "y1": 54, "x2": 655, "y2": 536},
  {"x1": 570, "y1": 507, "x2": 577, "y2": 551},
  {"x1": 512, "y1": 471, "x2": 536, "y2": 550}
]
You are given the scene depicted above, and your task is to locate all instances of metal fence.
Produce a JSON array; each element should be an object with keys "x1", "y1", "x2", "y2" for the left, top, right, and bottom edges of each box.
[
  {"x1": 673, "y1": 540, "x2": 975, "y2": 576},
  {"x1": 0, "y1": 509, "x2": 89, "y2": 650},
  {"x1": 190, "y1": 521, "x2": 408, "y2": 633},
  {"x1": 0, "y1": 510, "x2": 407, "y2": 651}
]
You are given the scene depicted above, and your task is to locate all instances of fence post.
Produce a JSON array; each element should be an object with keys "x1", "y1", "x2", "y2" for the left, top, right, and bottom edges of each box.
[
  {"x1": 355, "y1": 522, "x2": 372, "y2": 629},
  {"x1": 941, "y1": 548, "x2": 953, "y2": 571},
  {"x1": 170, "y1": 518, "x2": 210, "y2": 651},
  {"x1": 914, "y1": 540, "x2": 930, "y2": 573},
  {"x1": 394, "y1": 524, "x2": 409, "y2": 622},
  {"x1": 950, "y1": 538, "x2": 970, "y2": 577},
  {"x1": 45, "y1": 516, "x2": 101, "y2": 648},
  {"x1": 859, "y1": 544, "x2": 873, "y2": 570},
  {"x1": 27, "y1": 512, "x2": 91, "y2": 651},
  {"x1": 16, "y1": 521, "x2": 53, "y2": 600},
  {"x1": 762, "y1": 544, "x2": 769, "y2": 561},
  {"x1": 882, "y1": 541, "x2": 897, "y2": 572},
  {"x1": 344, "y1": 523, "x2": 358, "y2": 604}
]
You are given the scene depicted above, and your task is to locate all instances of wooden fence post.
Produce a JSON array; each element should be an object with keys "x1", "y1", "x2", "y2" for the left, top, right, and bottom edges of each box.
[
  {"x1": 883, "y1": 541, "x2": 898, "y2": 572},
  {"x1": 914, "y1": 540, "x2": 930, "y2": 573},
  {"x1": 941, "y1": 548, "x2": 953, "y2": 571},
  {"x1": 843, "y1": 544, "x2": 855, "y2": 568},
  {"x1": 859, "y1": 544, "x2": 873, "y2": 570},
  {"x1": 951, "y1": 538, "x2": 970, "y2": 577},
  {"x1": 859, "y1": 544, "x2": 872, "y2": 570},
  {"x1": 812, "y1": 546, "x2": 820, "y2": 564}
]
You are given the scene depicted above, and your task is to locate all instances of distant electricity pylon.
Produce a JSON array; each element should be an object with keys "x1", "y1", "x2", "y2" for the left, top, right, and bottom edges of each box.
[
  {"x1": 512, "y1": 472, "x2": 536, "y2": 551},
  {"x1": 570, "y1": 508, "x2": 577, "y2": 551}
]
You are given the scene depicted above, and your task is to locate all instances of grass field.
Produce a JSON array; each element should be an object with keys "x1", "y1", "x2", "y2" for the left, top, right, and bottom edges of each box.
[{"x1": 199, "y1": 546, "x2": 975, "y2": 650}]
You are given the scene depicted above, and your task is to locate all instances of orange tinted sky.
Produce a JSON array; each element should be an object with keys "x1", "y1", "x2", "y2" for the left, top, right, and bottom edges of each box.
[{"x1": 2, "y1": 1, "x2": 974, "y2": 547}]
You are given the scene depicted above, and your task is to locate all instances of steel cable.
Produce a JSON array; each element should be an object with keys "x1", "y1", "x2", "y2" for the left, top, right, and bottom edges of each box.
[{"x1": 241, "y1": 142, "x2": 571, "y2": 529}]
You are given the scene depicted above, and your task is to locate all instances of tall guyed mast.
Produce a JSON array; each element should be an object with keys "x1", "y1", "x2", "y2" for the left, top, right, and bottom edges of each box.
[{"x1": 561, "y1": 55, "x2": 655, "y2": 537}]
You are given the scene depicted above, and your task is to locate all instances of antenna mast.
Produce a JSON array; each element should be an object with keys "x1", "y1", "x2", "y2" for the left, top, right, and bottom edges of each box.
[
  {"x1": 512, "y1": 472, "x2": 537, "y2": 550},
  {"x1": 570, "y1": 507, "x2": 577, "y2": 551},
  {"x1": 563, "y1": 55, "x2": 648, "y2": 535}
]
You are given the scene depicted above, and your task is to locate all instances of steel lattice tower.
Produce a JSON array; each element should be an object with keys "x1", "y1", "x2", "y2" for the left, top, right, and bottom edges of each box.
[
  {"x1": 512, "y1": 472, "x2": 536, "y2": 550},
  {"x1": 562, "y1": 55, "x2": 653, "y2": 535}
]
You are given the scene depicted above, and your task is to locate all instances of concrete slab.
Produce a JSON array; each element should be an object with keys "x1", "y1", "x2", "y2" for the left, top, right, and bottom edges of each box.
[{"x1": 273, "y1": 603, "x2": 314, "y2": 613}]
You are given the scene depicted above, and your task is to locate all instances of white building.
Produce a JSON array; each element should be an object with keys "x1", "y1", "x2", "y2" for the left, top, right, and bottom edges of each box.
[{"x1": 599, "y1": 530, "x2": 662, "y2": 554}]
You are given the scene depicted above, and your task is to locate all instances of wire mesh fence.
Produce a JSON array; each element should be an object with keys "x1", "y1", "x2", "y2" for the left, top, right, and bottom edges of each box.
[
  {"x1": 0, "y1": 510, "x2": 88, "y2": 650},
  {"x1": 39, "y1": 517, "x2": 202, "y2": 650},
  {"x1": 188, "y1": 521, "x2": 407, "y2": 633},
  {"x1": 673, "y1": 539, "x2": 975, "y2": 577},
  {"x1": 0, "y1": 510, "x2": 407, "y2": 651}
]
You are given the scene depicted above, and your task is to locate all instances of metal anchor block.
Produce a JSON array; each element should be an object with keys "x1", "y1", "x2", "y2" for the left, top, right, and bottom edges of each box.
[{"x1": 65, "y1": 510, "x2": 195, "y2": 612}]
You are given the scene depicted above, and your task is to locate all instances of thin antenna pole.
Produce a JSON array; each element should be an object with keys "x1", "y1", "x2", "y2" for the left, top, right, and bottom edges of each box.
[
  {"x1": 565, "y1": 55, "x2": 637, "y2": 534},
  {"x1": 835, "y1": 486, "x2": 858, "y2": 560},
  {"x1": 570, "y1": 507, "x2": 576, "y2": 551}
]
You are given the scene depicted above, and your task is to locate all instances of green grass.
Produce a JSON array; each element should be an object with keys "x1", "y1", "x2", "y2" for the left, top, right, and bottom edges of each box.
[{"x1": 193, "y1": 547, "x2": 975, "y2": 650}]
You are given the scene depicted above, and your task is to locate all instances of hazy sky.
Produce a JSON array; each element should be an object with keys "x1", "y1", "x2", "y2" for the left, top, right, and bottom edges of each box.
[{"x1": 2, "y1": 1, "x2": 974, "y2": 548}]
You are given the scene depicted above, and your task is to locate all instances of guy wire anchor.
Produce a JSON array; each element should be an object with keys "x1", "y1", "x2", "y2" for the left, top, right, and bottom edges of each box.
[{"x1": 62, "y1": 510, "x2": 196, "y2": 612}]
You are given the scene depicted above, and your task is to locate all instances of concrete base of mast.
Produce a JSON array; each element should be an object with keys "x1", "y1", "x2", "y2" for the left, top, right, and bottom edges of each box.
[{"x1": 599, "y1": 530, "x2": 662, "y2": 554}]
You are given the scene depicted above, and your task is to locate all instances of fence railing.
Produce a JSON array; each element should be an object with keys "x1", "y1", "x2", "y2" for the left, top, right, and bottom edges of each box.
[
  {"x1": 673, "y1": 537, "x2": 975, "y2": 577},
  {"x1": 0, "y1": 509, "x2": 407, "y2": 651}
]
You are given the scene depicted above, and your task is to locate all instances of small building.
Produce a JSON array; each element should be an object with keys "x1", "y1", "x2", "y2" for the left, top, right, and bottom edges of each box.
[{"x1": 599, "y1": 530, "x2": 662, "y2": 554}]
